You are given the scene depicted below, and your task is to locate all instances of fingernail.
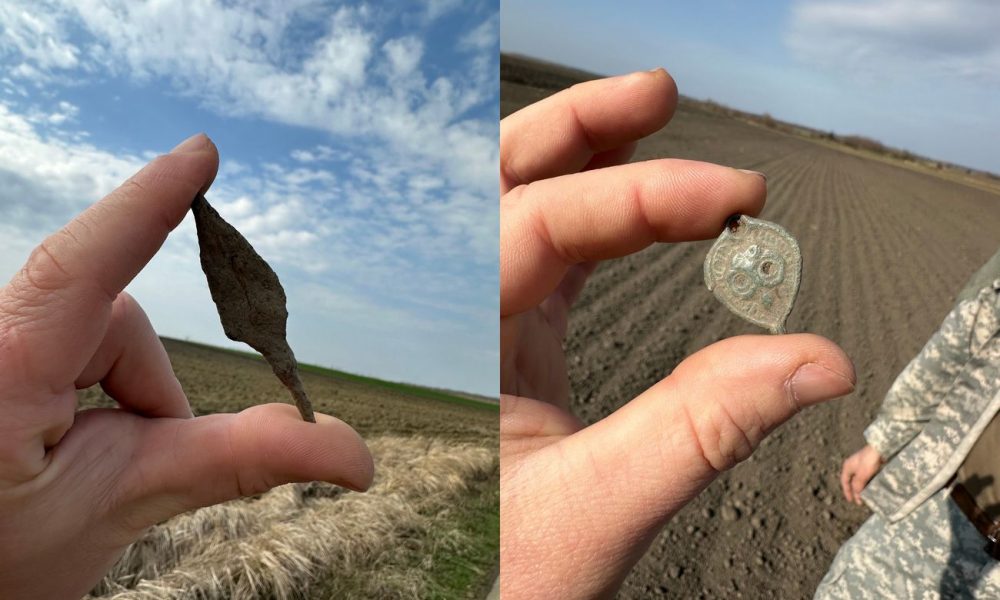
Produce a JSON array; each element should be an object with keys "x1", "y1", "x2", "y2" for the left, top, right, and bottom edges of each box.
[
  {"x1": 647, "y1": 67, "x2": 667, "y2": 75},
  {"x1": 738, "y1": 169, "x2": 767, "y2": 183},
  {"x1": 171, "y1": 133, "x2": 211, "y2": 154},
  {"x1": 790, "y1": 363, "x2": 855, "y2": 405}
]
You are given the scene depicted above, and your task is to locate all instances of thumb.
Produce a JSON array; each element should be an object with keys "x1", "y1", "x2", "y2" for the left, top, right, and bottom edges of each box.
[
  {"x1": 117, "y1": 404, "x2": 374, "y2": 529},
  {"x1": 508, "y1": 334, "x2": 854, "y2": 598},
  {"x1": 566, "y1": 333, "x2": 853, "y2": 513}
]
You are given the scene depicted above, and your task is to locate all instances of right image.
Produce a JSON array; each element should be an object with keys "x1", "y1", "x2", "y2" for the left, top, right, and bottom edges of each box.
[{"x1": 499, "y1": 2, "x2": 1000, "y2": 599}]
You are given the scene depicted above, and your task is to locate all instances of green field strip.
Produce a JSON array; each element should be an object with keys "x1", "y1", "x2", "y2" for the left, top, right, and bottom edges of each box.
[{"x1": 162, "y1": 337, "x2": 500, "y2": 412}]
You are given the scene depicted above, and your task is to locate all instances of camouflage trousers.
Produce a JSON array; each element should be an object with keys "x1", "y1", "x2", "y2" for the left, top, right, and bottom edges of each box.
[{"x1": 814, "y1": 486, "x2": 1000, "y2": 599}]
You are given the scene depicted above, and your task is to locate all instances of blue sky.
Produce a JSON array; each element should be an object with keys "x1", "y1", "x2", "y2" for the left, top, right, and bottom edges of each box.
[
  {"x1": 502, "y1": 0, "x2": 1000, "y2": 174},
  {"x1": 0, "y1": 1, "x2": 499, "y2": 396}
]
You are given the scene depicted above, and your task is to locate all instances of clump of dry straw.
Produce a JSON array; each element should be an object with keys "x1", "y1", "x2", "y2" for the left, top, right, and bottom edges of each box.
[{"x1": 86, "y1": 436, "x2": 497, "y2": 599}]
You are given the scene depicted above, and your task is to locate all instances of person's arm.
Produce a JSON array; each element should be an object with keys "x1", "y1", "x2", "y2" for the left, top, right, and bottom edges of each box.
[{"x1": 863, "y1": 295, "x2": 980, "y2": 458}]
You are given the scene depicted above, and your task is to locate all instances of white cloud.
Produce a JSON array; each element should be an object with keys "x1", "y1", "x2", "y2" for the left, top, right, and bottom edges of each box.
[
  {"x1": 290, "y1": 145, "x2": 346, "y2": 163},
  {"x1": 0, "y1": 0, "x2": 498, "y2": 263},
  {"x1": 0, "y1": 1, "x2": 80, "y2": 74},
  {"x1": 67, "y1": 2, "x2": 490, "y2": 185},
  {"x1": 424, "y1": 0, "x2": 463, "y2": 21},
  {"x1": 47, "y1": 100, "x2": 78, "y2": 124},
  {"x1": 787, "y1": 0, "x2": 1000, "y2": 83},
  {"x1": 290, "y1": 149, "x2": 316, "y2": 162},
  {"x1": 216, "y1": 195, "x2": 254, "y2": 218},
  {"x1": 1, "y1": 77, "x2": 28, "y2": 98},
  {"x1": 0, "y1": 101, "x2": 141, "y2": 224},
  {"x1": 383, "y1": 36, "x2": 423, "y2": 78},
  {"x1": 458, "y1": 16, "x2": 499, "y2": 52},
  {"x1": 0, "y1": 102, "x2": 483, "y2": 361}
]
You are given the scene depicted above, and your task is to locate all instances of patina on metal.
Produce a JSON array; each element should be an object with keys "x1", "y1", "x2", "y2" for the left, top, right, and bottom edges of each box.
[{"x1": 704, "y1": 214, "x2": 801, "y2": 334}]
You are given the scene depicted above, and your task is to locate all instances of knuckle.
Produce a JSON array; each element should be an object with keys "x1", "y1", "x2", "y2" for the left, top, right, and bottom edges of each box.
[
  {"x1": 9, "y1": 234, "x2": 114, "y2": 308},
  {"x1": 234, "y1": 468, "x2": 273, "y2": 498},
  {"x1": 21, "y1": 235, "x2": 73, "y2": 294},
  {"x1": 5, "y1": 227, "x2": 97, "y2": 315},
  {"x1": 118, "y1": 157, "x2": 191, "y2": 232},
  {"x1": 120, "y1": 174, "x2": 149, "y2": 195},
  {"x1": 686, "y1": 401, "x2": 759, "y2": 472}
]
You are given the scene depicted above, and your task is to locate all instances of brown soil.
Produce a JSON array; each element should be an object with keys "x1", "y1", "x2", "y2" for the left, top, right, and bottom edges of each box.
[{"x1": 502, "y1": 55, "x2": 1000, "y2": 599}]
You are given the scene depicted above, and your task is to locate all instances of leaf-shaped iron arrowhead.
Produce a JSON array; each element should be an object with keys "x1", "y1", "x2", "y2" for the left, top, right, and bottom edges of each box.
[
  {"x1": 704, "y1": 215, "x2": 801, "y2": 334},
  {"x1": 191, "y1": 194, "x2": 316, "y2": 422}
]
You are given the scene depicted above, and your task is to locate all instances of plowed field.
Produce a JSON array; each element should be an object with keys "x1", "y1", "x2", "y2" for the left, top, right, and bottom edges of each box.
[{"x1": 502, "y1": 55, "x2": 1000, "y2": 599}]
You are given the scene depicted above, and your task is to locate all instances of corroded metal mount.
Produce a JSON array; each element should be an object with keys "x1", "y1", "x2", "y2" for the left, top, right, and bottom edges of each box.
[{"x1": 704, "y1": 215, "x2": 801, "y2": 334}]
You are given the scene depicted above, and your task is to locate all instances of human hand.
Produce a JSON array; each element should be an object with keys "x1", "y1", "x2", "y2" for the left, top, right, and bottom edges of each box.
[
  {"x1": 840, "y1": 444, "x2": 884, "y2": 505},
  {"x1": 500, "y1": 70, "x2": 857, "y2": 599},
  {"x1": 0, "y1": 134, "x2": 374, "y2": 599}
]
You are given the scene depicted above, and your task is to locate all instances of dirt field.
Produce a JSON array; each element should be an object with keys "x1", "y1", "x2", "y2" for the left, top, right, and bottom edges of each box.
[
  {"x1": 502, "y1": 55, "x2": 1000, "y2": 599},
  {"x1": 79, "y1": 338, "x2": 498, "y2": 599}
]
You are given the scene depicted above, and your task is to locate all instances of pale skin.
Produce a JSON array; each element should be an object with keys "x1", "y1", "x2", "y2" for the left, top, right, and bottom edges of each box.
[
  {"x1": 840, "y1": 444, "x2": 886, "y2": 505},
  {"x1": 0, "y1": 133, "x2": 374, "y2": 599},
  {"x1": 500, "y1": 69, "x2": 858, "y2": 598}
]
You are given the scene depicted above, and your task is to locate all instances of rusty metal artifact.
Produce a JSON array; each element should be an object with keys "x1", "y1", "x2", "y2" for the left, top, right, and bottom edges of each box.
[{"x1": 191, "y1": 194, "x2": 316, "y2": 422}]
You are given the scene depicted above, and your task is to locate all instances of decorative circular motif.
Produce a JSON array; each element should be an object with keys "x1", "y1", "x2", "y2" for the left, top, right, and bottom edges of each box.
[
  {"x1": 727, "y1": 270, "x2": 757, "y2": 298},
  {"x1": 757, "y1": 255, "x2": 785, "y2": 287}
]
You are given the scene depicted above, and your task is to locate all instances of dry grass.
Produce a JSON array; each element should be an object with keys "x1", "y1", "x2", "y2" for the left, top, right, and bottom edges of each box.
[{"x1": 86, "y1": 436, "x2": 497, "y2": 600}]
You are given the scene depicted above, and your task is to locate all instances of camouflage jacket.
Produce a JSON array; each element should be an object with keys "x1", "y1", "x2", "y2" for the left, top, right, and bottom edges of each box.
[{"x1": 861, "y1": 275, "x2": 1000, "y2": 522}]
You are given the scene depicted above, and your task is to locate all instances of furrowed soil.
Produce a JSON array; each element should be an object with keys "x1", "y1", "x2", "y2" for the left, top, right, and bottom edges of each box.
[
  {"x1": 502, "y1": 55, "x2": 1000, "y2": 599},
  {"x1": 79, "y1": 338, "x2": 498, "y2": 599}
]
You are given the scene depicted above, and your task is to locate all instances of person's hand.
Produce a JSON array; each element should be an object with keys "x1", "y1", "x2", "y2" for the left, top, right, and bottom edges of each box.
[
  {"x1": 500, "y1": 69, "x2": 857, "y2": 599},
  {"x1": 0, "y1": 134, "x2": 374, "y2": 599},
  {"x1": 840, "y1": 444, "x2": 885, "y2": 505}
]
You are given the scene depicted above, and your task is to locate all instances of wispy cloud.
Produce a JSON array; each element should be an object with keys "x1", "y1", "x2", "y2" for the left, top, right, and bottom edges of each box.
[
  {"x1": 786, "y1": 0, "x2": 1000, "y2": 84},
  {"x1": 459, "y1": 15, "x2": 500, "y2": 52},
  {"x1": 0, "y1": 2, "x2": 80, "y2": 76},
  {"x1": 0, "y1": 102, "x2": 142, "y2": 228}
]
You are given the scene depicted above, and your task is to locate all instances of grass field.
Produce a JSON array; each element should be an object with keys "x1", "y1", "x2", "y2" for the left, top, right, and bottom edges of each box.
[{"x1": 79, "y1": 338, "x2": 498, "y2": 599}]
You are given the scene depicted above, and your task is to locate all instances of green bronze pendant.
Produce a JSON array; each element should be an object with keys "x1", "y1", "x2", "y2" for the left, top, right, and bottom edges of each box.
[{"x1": 704, "y1": 215, "x2": 801, "y2": 334}]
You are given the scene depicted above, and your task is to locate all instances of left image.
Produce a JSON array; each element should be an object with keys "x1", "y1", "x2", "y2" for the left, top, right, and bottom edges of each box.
[{"x1": 0, "y1": 2, "x2": 499, "y2": 599}]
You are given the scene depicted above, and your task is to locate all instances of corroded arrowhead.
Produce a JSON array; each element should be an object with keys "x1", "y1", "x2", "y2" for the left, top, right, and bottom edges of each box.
[
  {"x1": 704, "y1": 215, "x2": 801, "y2": 334},
  {"x1": 191, "y1": 194, "x2": 316, "y2": 422}
]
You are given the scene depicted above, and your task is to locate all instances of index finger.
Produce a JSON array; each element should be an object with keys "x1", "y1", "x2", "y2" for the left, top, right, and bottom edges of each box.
[
  {"x1": 1, "y1": 133, "x2": 219, "y2": 391},
  {"x1": 501, "y1": 159, "x2": 766, "y2": 316},
  {"x1": 500, "y1": 69, "x2": 677, "y2": 193}
]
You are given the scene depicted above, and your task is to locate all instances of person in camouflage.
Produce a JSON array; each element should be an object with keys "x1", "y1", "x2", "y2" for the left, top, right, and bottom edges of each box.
[{"x1": 815, "y1": 251, "x2": 1000, "y2": 598}]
